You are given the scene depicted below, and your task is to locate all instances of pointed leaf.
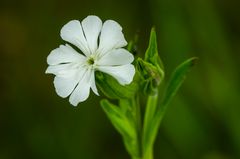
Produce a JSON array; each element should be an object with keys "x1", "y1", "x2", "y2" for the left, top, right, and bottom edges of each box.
[{"x1": 142, "y1": 57, "x2": 198, "y2": 157}]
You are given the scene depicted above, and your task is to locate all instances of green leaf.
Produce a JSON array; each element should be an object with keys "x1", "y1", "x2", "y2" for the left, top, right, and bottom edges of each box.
[
  {"x1": 161, "y1": 57, "x2": 198, "y2": 108},
  {"x1": 142, "y1": 57, "x2": 198, "y2": 158},
  {"x1": 100, "y1": 99, "x2": 139, "y2": 157}
]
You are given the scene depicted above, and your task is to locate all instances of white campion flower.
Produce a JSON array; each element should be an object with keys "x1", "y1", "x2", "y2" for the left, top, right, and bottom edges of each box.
[{"x1": 46, "y1": 15, "x2": 135, "y2": 106}]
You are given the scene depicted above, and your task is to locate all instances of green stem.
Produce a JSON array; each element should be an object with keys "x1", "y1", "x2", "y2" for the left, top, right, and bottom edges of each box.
[
  {"x1": 132, "y1": 157, "x2": 142, "y2": 159},
  {"x1": 131, "y1": 93, "x2": 158, "y2": 159},
  {"x1": 142, "y1": 92, "x2": 159, "y2": 159},
  {"x1": 131, "y1": 95, "x2": 142, "y2": 158},
  {"x1": 121, "y1": 93, "x2": 158, "y2": 159},
  {"x1": 143, "y1": 148, "x2": 153, "y2": 159},
  {"x1": 135, "y1": 95, "x2": 142, "y2": 150},
  {"x1": 120, "y1": 97, "x2": 142, "y2": 159}
]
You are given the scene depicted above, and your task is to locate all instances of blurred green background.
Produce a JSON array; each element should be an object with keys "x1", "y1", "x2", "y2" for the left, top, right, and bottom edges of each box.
[{"x1": 1, "y1": 0, "x2": 240, "y2": 158}]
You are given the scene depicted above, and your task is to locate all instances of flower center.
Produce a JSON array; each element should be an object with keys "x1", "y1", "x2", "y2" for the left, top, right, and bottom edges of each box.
[{"x1": 87, "y1": 57, "x2": 95, "y2": 65}]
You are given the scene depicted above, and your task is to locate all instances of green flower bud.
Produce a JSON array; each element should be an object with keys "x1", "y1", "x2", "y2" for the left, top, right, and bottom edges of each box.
[
  {"x1": 136, "y1": 58, "x2": 163, "y2": 95},
  {"x1": 136, "y1": 28, "x2": 165, "y2": 95}
]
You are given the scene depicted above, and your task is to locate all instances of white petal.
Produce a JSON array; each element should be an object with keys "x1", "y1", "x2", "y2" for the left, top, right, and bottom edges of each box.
[
  {"x1": 60, "y1": 20, "x2": 90, "y2": 56},
  {"x1": 53, "y1": 76, "x2": 78, "y2": 98},
  {"x1": 97, "y1": 48, "x2": 134, "y2": 66},
  {"x1": 53, "y1": 68, "x2": 86, "y2": 98},
  {"x1": 69, "y1": 69, "x2": 92, "y2": 106},
  {"x1": 97, "y1": 20, "x2": 127, "y2": 55},
  {"x1": 82, "y1": 16, "x2": 102, "y2": 54},
  {"x1": 98, "y1": 64, "x2": 135, "y2": 85},
  {"x1": 90, "y1": 70, "x2": 99, "y2": 95},
  {"x1": 46, "y1": 63, "x2": 73, "y2": 76},
  {"x1": 47, "y1": 44, "x2": 86, "y2": 65}
]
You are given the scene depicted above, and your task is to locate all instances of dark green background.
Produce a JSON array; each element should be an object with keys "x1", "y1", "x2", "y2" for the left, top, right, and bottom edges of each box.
[{"x1": 1, "y1": 0, "x2": 240, "y2": 158}]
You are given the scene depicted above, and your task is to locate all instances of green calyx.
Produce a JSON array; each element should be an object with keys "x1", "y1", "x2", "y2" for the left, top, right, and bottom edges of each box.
[
  {"x1": 95, "y1": 71, "x2": 138, "y2": 100},
  {"x1": 136, "y1": 58, "x2": 162, "y2": 95}
]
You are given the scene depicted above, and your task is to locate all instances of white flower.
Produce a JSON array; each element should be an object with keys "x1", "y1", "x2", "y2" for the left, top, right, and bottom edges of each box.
[{"x1": 46, "y1": 15, "x2": 135, "y2": 106}]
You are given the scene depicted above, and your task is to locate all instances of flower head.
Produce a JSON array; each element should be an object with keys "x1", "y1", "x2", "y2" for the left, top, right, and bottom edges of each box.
[{"x1": 46, "y1": 15, "x2": 135, "y2": 106}]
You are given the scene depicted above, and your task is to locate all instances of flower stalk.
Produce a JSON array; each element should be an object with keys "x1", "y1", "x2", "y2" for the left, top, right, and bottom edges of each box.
[{"x1": 100, "y1": 28, "x2": 197, "y2": 159}]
